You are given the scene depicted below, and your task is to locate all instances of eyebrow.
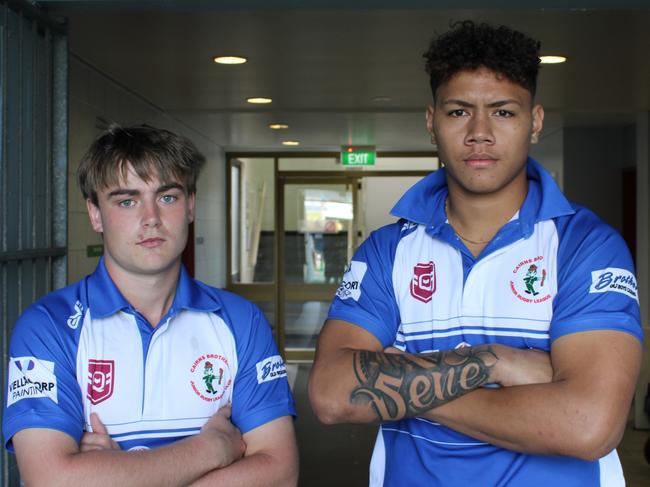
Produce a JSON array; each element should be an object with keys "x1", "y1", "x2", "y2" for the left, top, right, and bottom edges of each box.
[
  {"x1": 441, "y1": 99, "x2": 523, "y2": 108},
  {"x1": 106, "y1": 182, "x2": 185, "y2": 199}
]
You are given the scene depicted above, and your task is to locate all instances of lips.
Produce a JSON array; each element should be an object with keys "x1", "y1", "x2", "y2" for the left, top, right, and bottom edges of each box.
[
  {"x1": 138, "y1": 237, "x2": 165, "y2": 248},
  {"x1": 464, "y1": 153, "x2": 498, "y2": 168}
]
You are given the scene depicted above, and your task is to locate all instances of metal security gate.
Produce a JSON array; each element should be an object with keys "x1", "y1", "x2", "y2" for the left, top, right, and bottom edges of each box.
[{"x1": 0, "y1": 2, "x2": 67, "y2": 485}]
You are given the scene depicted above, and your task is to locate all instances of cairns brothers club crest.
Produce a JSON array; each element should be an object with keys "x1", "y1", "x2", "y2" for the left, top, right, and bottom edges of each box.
[
  {"x1": 190, "y1": 354, "x2": 232, "y2": 402},
  {"x1": 410, "y1": 261, "x2": 436, "y2": 303},
  {"x1": 510, "y1": 256, "x2": 552, "y2": 304}
]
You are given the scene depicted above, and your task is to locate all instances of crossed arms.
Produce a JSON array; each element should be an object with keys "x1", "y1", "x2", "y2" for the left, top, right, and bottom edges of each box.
[
  {"x1": 309, "y1": 319, "x2": 641, "y2": 460},
  {"x1": 12, "y1": 407, "x2": 298, "y2": 487}
]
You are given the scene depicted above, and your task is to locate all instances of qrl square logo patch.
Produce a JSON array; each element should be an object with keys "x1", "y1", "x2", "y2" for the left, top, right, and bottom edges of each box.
[
  {"x1": 7, "y1": 357, "x2": 57, "y2": 407},
  {"x1": 410, "y1": 261, "x2": 436, "y2": 303},
  {"x1": 590, "y1": 268, "x2": 638, "y2": 301},
  {"x1": 87, "y1": 359, "x2": 115, "y2": 405}
]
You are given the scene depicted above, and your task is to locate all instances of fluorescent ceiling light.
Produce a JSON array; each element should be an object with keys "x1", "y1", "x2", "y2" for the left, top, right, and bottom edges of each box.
[
  {"x1": 540, "y1": 55, "x2": 567, "y2": 64},
  {"x1": 213, "y1": 56, "x2": 247, "y2": 65},
  {"x1": 282, "y1": 140, "x2": 300, "y2": 146},
  {"x1": 269, "y1": 123, "x2": 289, "y2": 130},
  {"x1": 246, "y1": 97, "x2": 273, "y2": 104}
]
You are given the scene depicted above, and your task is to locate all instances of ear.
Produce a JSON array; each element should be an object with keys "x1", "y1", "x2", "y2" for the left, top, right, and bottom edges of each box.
[
  {"x1": 530, "y1": 104, "x2": 544, "y2": 144},
  {"x1": 425, "y1": 105, "x2": 436, "y2": 143},
  {"x1": 187, "y1": 193, "x2": 196, "y2": 224},
  {"x1": 86, "y1": 199, "x2": 104, "y2": 233}
]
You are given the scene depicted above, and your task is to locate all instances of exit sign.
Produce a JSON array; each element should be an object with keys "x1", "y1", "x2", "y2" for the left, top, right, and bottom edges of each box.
[{"x1": 341, "y1": 146, "x2": 375, "y2": 166}]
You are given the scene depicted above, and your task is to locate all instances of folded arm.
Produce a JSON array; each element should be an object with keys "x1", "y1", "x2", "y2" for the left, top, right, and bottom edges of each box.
[
  {"x1": 424, "y1": 329, "x2": 641, "y2": 460},
  {"x1": 189, "y1": 416, "x2": 298, "y2": 487},
  {"x1": 308, "y1": 319, "x2": 551, "y2": 424},
  {"x1": 14, "y1": 406, "x2": 246, "y2": 487}
]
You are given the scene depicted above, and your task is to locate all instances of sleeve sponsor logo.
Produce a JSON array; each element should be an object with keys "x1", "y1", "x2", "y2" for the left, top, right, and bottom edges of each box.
[
  {"x1": 256, "y1": 355, "x2": 287, "y2": 384},
  {"x1": 7, "y1": 356, "x2": 57, "y2": 407},
  {"x1": 336, "y1": 261, "x2": 367, "y2": 301},
  {"x1": 590, "y1": 268, "x2": 638, "y2": 301}
]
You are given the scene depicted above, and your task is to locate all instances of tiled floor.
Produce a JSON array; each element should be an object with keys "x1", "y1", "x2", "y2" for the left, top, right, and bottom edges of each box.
[{"x1": 290, "y1": 364, "x2": 650, "y2": 486}]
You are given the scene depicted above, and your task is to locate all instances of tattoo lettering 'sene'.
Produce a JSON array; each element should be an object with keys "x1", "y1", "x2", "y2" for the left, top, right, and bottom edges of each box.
[{"x1": 351, "y1": 346, "x2": 497, "y2": 421}]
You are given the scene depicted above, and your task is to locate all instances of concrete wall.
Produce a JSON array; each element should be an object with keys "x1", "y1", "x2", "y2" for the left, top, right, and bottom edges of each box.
[{"x1": 68, "y1": 57, "x2": 226, "y2": 287}]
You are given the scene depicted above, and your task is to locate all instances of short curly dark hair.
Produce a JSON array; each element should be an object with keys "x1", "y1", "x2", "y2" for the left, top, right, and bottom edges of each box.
[{"x1": 424, "y1": 20, "x2": 541, "y2": 98}]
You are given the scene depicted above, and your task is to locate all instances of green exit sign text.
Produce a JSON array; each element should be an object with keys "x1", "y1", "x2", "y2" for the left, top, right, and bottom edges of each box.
[{"x1": 341, "y1": 146, "x2": 375, "y2": 166}]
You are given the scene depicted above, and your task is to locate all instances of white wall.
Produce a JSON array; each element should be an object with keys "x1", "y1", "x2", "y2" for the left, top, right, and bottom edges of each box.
[{"x1": 68, "y1": 57, "x2": 226, "y2": 287}]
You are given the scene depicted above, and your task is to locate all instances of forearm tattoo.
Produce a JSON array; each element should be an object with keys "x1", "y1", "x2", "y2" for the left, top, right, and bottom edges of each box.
[{"x1": 351, "y1": 346, "x2": 498, "y2": 421}]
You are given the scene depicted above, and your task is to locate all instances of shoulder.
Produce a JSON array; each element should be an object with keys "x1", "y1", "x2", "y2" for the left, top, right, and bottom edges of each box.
[
  {"x1": 190, "y1": 282, "x2": 267, "y2": 334},
  {"x1": 553, "y1": 203, "x2": 630, "y2": 256},
  {"x1": 13, "y1": 279, "x2": 88, "y2": 338}
]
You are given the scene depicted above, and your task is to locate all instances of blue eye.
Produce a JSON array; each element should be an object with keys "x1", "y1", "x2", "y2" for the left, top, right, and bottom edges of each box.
[
  {"x1": 160, "y1": 194, "x2": 177, "y2": 204},
  {"x1": 119, "y1": 199, "x2": 135, "y2": 208}
]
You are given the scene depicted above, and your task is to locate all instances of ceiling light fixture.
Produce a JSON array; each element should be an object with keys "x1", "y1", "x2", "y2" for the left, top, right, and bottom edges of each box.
[
  {"x1": 540, "y1": 55, "x2": 567, "y2": 64},
  {"x1": 246, "y1": 97, "x2": 273, "y2": 104},
  {"x1": 268, "y1": 123, "x2": 289, "y2": 130},
  {"x1": 213, "y1": 56, "x2": 247, "y2": 65},
  {"x1": 282, "y1": 140, "x2": 300, "y2": 146}
]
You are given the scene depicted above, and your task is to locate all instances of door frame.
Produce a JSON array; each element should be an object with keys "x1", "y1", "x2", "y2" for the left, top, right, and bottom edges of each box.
[{"x1": 226, "y1": 152, "x2": 433, "y2": 361}]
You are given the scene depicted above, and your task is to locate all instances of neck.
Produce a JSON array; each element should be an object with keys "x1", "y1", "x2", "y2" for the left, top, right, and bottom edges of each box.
[
  {"x1": 104, "y1": 260, "x2": 180, "y2": 327},
  {"x1": 446, "y1": 178, "x2": 528, "y2": 255}
]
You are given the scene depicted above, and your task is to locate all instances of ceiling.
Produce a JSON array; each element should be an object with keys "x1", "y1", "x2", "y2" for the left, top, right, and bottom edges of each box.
[{"x1": 41, "y1": 1, "x2": 650, "y2": 151}]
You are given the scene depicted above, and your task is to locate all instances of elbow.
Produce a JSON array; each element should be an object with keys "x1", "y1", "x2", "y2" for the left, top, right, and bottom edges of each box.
[
  {"x1": 308, "y1": 373, "x2": 349, "y2": 425},
  {"x1": 560, "y1": 414, "x2": 626, "y2": 461}
]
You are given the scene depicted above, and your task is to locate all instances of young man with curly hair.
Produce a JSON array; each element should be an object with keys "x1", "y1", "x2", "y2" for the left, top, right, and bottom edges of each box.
[
  {"x1": 3, "y1": 125, "x2": 298, "y2": 486},
  {"x1": 309, "y1": 21, "x2": 642, "y2": 486}
]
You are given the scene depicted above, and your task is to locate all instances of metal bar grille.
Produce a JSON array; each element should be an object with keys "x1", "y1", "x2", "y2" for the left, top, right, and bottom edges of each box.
[{"x1": 0, "y1": 2, "x2": 67, "y2": 485}]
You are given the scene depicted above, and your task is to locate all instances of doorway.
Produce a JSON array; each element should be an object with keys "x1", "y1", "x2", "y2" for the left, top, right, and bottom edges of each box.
[{"x1": 226, "y1": 153, "x2": 436, "y2": 361}]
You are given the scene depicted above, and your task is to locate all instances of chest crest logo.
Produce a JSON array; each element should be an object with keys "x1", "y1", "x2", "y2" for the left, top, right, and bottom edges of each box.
[
  {"x1": 190, "y1": 354, "x2": 232, "y2": 402},
  {"x1": 510, "y1": 256, "x2": 552, "y2": 304},
  {"x1": 87, "y1": 359, "x2": 115, "y2": 405},
  {"x1": 410, "y1": 261, "x2": 436, "y2": 303}
]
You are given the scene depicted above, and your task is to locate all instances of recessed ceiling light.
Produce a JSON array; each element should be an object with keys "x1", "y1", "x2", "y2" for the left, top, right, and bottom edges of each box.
[
  {"x1": 268, "y1": 123, "x2": 289, "y2": 130},
  {"x1": 213, "y1": 56, "x2": 247, "y2": 65},
  {"x1": 282, "y1": 140, "x2": 300, "y2": 146},
  {"x1": 371, "y1": 96, "x2": 392, "y2": 102},
  {"x1": 540, "y1": 55, "x2": 567, "y2": 64},
  {"x1": 246, "y1": 97, "x2": 273, "y2": 104}
]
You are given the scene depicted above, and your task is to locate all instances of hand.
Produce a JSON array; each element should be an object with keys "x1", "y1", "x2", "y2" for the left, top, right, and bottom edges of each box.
[
  {"x1": 492, "y1": 345, "x2": 553, "y2": 387},
  {"x1": 200, "y1": 405, "x2": 246, "y2": 468},
  {"x1": 80, "y1": 413, "x2": 121, "y2": 452}
]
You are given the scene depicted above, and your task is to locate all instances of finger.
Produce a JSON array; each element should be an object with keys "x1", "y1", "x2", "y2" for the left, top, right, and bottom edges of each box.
[
  {"x1": 216, "y1": 404, "x2": 233, "y2": 417},
  {"x1": 384, "y1": 346, "x2": 403, "y2": 354},
  {"x1": 90, "y1": 412, "x2": 108, "y2": 434}
]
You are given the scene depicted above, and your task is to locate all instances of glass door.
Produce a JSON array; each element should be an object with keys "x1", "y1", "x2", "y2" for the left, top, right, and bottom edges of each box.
[{"x1": 278, "y1": 179, "x2": 357, "y2": 361}]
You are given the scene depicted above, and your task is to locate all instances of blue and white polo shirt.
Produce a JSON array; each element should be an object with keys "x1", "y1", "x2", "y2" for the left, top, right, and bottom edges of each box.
[
  {"x1": 328, "y1": 158, "x2": 642, "y2": 487},
  {"x1": 4, "y1": 260, "x2": 295, "y2": 451}
]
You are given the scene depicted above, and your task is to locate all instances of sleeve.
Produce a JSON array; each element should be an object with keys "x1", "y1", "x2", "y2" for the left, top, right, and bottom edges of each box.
[
  {"x1": 228, "y1": 301, "x2": 296, "y2": 434},
  {"x1": 551, "y1": 211, "x2": 643, "y2": 343},
  {"x1": 3, "y1": 304, "x2": 84, "y2": 451},
  {"x1": 326, "y1": 224, "x2": 403, "y2": 347}
]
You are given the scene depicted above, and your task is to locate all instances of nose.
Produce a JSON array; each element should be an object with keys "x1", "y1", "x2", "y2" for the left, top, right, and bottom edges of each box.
[
  {"x1": 141, "y1": 199, "x2": 161, "y2": 228},
  {"x1": 465, "y1": 112, "x2": 494, "y2": 145}
]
